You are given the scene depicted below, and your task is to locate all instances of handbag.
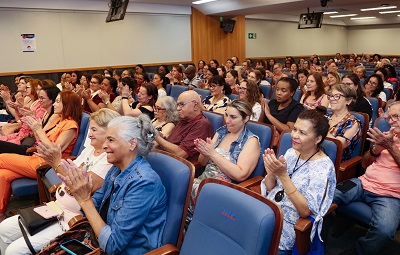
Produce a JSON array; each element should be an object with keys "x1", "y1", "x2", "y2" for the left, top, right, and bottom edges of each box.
[
  {"x1": 36, "y1": 221, "x2": 106, "y2": 255},
  {"x1": 18, "y1": 204, "x2": 58, "y2": 236}
]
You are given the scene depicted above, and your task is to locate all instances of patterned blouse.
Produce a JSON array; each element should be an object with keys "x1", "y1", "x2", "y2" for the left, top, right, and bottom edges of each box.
[
  {"x1": 326, "y1": 112, "x2": 362, "y2": 161},
  {"x1": 261, "y1": 148, "x2": 336, "y2": 251},
  {"x1": 303, "y1": 94, "x2": 325, "y2": 110},
  {"x1": 202, "y1": 95, "x2": 230, "y2": 112}
]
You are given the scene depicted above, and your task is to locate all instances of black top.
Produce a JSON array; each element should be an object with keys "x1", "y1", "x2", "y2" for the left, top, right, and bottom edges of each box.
[
  {"x1": 351, "y1": 96, "x2": 372, "y2": 121},
  {"x1": 264, "y1": 99, "x2": 304, "y2": 126},
  {"x1": 131, "y1": 102, "x2": 154, "y2": 120}
]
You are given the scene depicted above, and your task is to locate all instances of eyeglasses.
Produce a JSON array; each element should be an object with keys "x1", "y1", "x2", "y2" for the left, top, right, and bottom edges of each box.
[
  {"x1": 209, "y1": 84, "x2": 220, "y2": 89},
  {"x1": 327, "y1": 93, "x2": 346, "y2": 101},
  {"x1": 367, "y1": 81, "x2": 378, "y2": 87},
  {"x1": 236, "y1": 86, "x2": 247, "y2": 91},
  {"x1": 90, "y1": 81, "x2": 99, "y2": 84},
  {"x1": 342, "y1": 82, "x2": 354, "y2": 86},
  {"x1": 38, "y1": 96, "x2": 49, "y2": 101},
  {"x1": 177, "y1": 100, "x2": 196, "y2": 108},
  {"x1": 274, "y1": 190, "x2": 285, "y2": 202},
  {"x1": 385, "y1": 114, "x2": 400, "y2": 123},
  {"x1": 155, "y1": 106, "x2": 166, "y2": 111}
]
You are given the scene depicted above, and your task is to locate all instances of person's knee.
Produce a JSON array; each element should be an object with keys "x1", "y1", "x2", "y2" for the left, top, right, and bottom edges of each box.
[
  {"x1": 5, "y1": 239, "x2": 31, "y2": 255},
  {"x1": 333, "y1": 178, "x2": 362, "y2": 205}
]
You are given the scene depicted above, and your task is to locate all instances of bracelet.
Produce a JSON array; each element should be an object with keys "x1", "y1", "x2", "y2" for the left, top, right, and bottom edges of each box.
[
  {"x1": 285, "y1": 188, "x2": 297, "y2": 196},
  {"x1": 121, "y1": 96, "x2": 129, "y2": 100},
  {"x1": 104, "y1": 101, "x2": 110, "y2": 105},
  {"x1": 54, "y1": 163, "x2": 61, "y2": 172},
  {"x1": 369, "y1": 146, "x2": 381, "y2": 157}
]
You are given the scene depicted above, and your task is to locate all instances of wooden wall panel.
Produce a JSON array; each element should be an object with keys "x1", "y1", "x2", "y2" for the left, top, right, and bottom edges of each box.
[{"x1": 191, "y1": 7, "x2": 245, "y2": 67}]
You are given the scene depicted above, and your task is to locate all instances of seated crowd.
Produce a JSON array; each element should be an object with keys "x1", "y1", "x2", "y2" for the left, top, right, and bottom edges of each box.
[{"x1": 0, "y1": 52, "x2": 398, "y2": 254}]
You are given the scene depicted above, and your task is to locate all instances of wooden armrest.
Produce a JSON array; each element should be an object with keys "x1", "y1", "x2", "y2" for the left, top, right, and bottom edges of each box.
[
  {"x1": 339, "y1": 156, "x2": 362, "y2": 172},
  {"x1": 238, "y1": 176, "x2": 264, "y2": 188},
  {"x1": 48, "y1": 183, "x2": 61, "y2": 194},
  {"x1": 68, "y1": 215, "x2": 87, "y2": 228},
  {"x1": 145, "y1": 244, "x2": 179, "y2": 255}
]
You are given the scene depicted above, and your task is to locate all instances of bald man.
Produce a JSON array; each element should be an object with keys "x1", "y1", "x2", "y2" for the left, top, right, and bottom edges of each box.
[{"x1": 155, "y1": 90, "x2": 213, "y2": 162}]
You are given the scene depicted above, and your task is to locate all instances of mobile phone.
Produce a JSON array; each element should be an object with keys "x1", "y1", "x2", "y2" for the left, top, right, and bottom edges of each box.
[
  {"x1": 60, "y1": 239, "x2": 94, "y2": 255},
  {"x1": 336, "y1": 179, "x2": 357, "y2": 193},
  {"x1": 33, "y1": 205, "x2": 59, "y2": 219}
]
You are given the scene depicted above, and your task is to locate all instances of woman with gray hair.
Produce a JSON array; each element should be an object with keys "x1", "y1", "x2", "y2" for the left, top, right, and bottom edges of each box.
[
  {"x1": 57, "y1": 115, "x2": 167, "y2": 254},
  {"x1": 326, "y1": 84, "x2": 361, "y2": 161},
  {"x1": 152, "y1": 96, "x2": 178, "y2": 138}
]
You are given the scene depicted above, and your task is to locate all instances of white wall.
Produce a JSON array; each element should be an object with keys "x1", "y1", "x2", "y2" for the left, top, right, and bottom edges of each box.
[
  {"x1": 245, "y1": 19, "x2": 348, "y2": 58},
  {"x1": 0, "y1": 9, "x2": 191, "y2": 73},
  {"x1": 347, "y1": 24, "x2": 400, "y2": 55}
]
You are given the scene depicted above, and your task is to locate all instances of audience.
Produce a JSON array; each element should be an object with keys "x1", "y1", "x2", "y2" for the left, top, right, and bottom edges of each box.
[
  {"x1": 103, "y1": 77, "x2": 136, "y2": 112},
  {"x1": 155, "y1": 90, "x2": 213, "y2": 162},
  {"x1": 237, "y1": 79, "x2": 262, "y2": 121},
  {"x1": 201, "y1": 75, "x2": 231, "y2": 114},
  {"x1": 326, "y1": 84, "x2": 362, "y2": 161},
  {"x1": 0, "y1": 108, "x2": 119, "y2": 254},
  {"x1": 81, "y1": 74, "x2": 104, "y2": 113},
  {"x1": 0, "y1": 91, "x2": 81, "y2": 223},
  {"x1": 334, "y1": 101, "x2": 400, "y2": 255},
  {"x1": 300, "y1": 72, "x2": 329, "y2": 109},
  {"x1": 183, "y1": 65, "x2": 201, "y2": 89},
  {"x1": 261, "y1": 107, "x2": 336, "y2": 255},
  {"x1": 118, "y1": 82, "x2": 157, "y2": 119},
  {"x1": 58, "y1": 115, "x2": 167, "y2": 254},
  {"x1": 325, "y1": 71, "x2": 341, "y2": 92}
]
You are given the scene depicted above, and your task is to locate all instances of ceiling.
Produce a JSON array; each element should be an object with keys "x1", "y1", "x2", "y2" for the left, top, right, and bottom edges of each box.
[
  {"x1": 131, "y1": 0, "x2": 400, "y2": 26},
  {"x1": 1, "y1": 0, "x2": 400, "y2": 26}
]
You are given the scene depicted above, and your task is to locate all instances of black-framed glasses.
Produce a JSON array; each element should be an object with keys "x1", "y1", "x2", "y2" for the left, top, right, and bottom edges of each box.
[
  {"x1": 274, "y1": 190, "x2": 285, "y2": 202},
  {"x1": 385, "y1": 114, "x2": 400, "y2": 123},
  {"x1": 326, "y1": 93, "x2": 345, "y2": 101},
  {"x1": 367, "y1": 81, "x2": 378, "y2": 87},
  {"x1": 177, "y1": 100, "x2": 196, "y2": 108},
  {"x1": 155, "y1": 106, "x2": 166, "y2": 112}
]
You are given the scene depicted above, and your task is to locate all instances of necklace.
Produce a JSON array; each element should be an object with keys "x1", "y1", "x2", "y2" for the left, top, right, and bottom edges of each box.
[{"x1": 274, "y1": 149, "x2": 319, "y2": 202}]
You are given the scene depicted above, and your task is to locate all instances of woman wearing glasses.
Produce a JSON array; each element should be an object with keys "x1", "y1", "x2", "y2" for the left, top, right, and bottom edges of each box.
[
  {"x1": 342, "y1": 73, "x2": 372, "y2": 121},
  {"x1": 261, "y1": 107, "x2": 336, "y2": 255},
  {"x1": 0, "y1": 109, "x2": 119, "y2": 255},
  {"x1": 237, "y1": 80, "x2": 262, "y2": 121},
  {"x1": 81, "y1": 74, "x2": 104, "y2": 113},
  {"x1": 152, "y1": 96, "x2": 178, "y2": 138},
  {"x1": 201, "y1": 75, "x2": 231, "y2": 114},
  {"x1": 365, "y1": 74, "x2": 386, "y2": 107},
  {"x1": 326, "y1": 84, "x2": 361, "y2": 162}
]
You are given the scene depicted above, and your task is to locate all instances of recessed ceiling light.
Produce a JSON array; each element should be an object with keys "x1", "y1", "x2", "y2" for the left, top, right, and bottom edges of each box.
[
  {"x1": 330, "y1": 14, "x2": 358, "y2": 18},
  {"x1": 351, "y1": 17, "x2": 377, "y2": 20},
  {"x1": 192, "y1": 0, "x2": 217, "y2": 4},
  {"x1": 361, "y1": 6, "x2": 397, "y2": 11},
  {"x1": 323, "y1": 11, "x2": 338, "y2": 14},
  {"x1": 379, "y1": 10, "x2": 400, "y2": 14}
]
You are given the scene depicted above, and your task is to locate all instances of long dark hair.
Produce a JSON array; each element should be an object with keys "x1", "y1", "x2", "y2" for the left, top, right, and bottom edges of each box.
[{"x1": 42, "y1": 85, "x2": 60, "y2": 127}]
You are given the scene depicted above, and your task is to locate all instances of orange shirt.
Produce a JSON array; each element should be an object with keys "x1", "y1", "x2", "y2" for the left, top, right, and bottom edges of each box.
[{"x1": 359, "y1": 143, "x2": 400, "y2": 199}]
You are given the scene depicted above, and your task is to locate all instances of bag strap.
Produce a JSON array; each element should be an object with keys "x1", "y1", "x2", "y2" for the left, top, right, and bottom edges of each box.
[{"x1": 18, "y1": 216, "x2": 36, "y2": 255}]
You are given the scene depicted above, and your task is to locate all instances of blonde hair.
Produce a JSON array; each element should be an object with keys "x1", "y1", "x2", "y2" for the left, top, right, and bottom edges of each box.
[{"x1": 90, "y1": 108, "x2": 120, "y2": 128}]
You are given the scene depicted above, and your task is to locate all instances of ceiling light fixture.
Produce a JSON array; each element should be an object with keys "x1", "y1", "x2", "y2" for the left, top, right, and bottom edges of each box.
[
  {"x1": 192, "y1": 0, "x2": 217, "y2": 4},
  {"x1": 350, "y1": 17, "x2": 377, "y2": 20},
  {"x1": 330, "y1": 14, "x2": 358, "y2": 18},
  {"x1": 323, "y1": 11, "x2": 338, "y2": 14},
  {"x1": 379, "y1": 10, "x2": 400, "y2": 14},
  {"x1": 361, "y1": 6, "x2": 397, "y2": 11}
]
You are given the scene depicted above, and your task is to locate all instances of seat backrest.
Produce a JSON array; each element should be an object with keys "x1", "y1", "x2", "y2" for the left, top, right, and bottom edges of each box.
[
  {"x1": 351, "y1": 111, "x2": 369, "y2": 157},
  {"x1": 181, "y1": 179, "x2": 283, "y2": 255},
  {"x1": 202, "y1": 110, "x2": 224, "y2": 134},
  {"x1": 277, "y1": 131, "x2": 342, "y2": 172},
  {"x1": 245, "y1": 121, "x2": 273, "y2": 178},
  {"x1": 374, "y1": 116, "x2": 390, "y2": 132},
  {"x1": 71, "y1": 112, "x2": 90, "y2": 156},
  {"x1": 165, "y1": 83, "x2": 172, "y2": 96},
  {"x1": 266, "y1": 77, "x2": 273, "y2": 84},
  {"x1": 259, "y1": 85, "x2": 271, "y2": 99},
  {"x1": 170, "y1": 85, "x2": 188, "y2": 101},
  {"x1": 293, "y1": 89, "x2": 302, "y2": 102},
  {"x1": 193, "y1": 88, "x2": 211, "y2": 100},
  {"x1": 383, "y1": 88, "x2": 392, "y2": 101},
  {"x1": 145, "y1": 150, "x2": 194, "y2": 248},
  {"x1": 227, "y1": 93, "x2": 239, "y2": 100},
  {"x1": 367, "y1": 97, "x2": 379, "y2": 126}
]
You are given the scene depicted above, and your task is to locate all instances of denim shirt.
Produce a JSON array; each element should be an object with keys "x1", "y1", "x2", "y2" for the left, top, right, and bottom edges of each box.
[
  {"x1": 214, "y1": 125, "x2": 258, "y2": 164},
  {"x1": 92, "y1": 156, "x2": 168, "y2": 255}
]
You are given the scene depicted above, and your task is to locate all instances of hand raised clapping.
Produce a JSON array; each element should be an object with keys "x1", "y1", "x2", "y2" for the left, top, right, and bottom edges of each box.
[
  {"x1": 194, "y1": 137, "x2": 215, "y2": 158},
  {"x1": 263, "y1": 148, "x2": 287, "y2": 177}
]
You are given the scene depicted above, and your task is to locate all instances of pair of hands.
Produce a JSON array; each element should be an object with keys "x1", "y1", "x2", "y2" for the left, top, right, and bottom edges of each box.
[
  {"x1": 367, "y1": 127, "x2": 396, "y2": 153},
  {"x1": 194, "y1": 137, "x2": 216, "y2": 158},
  {"x1": 261, "y1": 97, "x2": 271, "y2": 116},
  {"x1": 21, "y1": 115, "x2": 42, "y2": 131},
  {"x1": 263, "y1": 148, "x2": 287, "y2": 177}
]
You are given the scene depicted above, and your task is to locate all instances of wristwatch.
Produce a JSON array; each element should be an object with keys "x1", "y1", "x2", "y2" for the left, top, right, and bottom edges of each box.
[
  {"x1": 369, "y1": 146, "x2": 380, "y2": 157},
  {"x1": 104, "y1": 101, "x2": 110, "y2": 105}
]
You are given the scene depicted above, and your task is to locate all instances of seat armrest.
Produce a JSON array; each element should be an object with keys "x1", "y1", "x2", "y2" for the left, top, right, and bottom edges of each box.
[
  {"x1": 238, "y1": 176, "x2": 264, "y2": 188},
  {"x1": 294, "y1": 203, "x2": 337, "y2": 232},
  {"x1": 26, "y1": 147, "x2": 37, "y2": 155},
  {"x1": 48, "y1": 183, "x2": 61, "y2": 195},
  {"x1": 339, "y1": 156, "x2": 362, "y2": 171},
  {"x1": 68, "y1": 215, "x2": 87, "y2": 228},
  {"x1": 145, "y1": 244, "x2": 179, "y2": 255}
]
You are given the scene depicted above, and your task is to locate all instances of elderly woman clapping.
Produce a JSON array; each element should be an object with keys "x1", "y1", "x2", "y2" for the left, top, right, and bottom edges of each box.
[{"x1": 57, "y1": 115, "x2": 167, "y2": 254}]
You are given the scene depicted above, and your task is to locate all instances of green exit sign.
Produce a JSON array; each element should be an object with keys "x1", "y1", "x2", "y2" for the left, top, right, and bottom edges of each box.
[{"x1": 248, "y1": 33, "x2": 257, "y2": 39}]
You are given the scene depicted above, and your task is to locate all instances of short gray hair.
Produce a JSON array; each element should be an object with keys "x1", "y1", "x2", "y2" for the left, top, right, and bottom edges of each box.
[
  {"x1": 108, "y1": 115, "x2": 156, "y2": 156},
  {"x1": 158, "y1": 96, "x2": 179, "y2": 124}
]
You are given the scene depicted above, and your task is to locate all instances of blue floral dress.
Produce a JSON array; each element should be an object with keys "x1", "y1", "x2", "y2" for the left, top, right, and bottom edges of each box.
[
  {"x1": 326, "y1": 112, "x2": 362, "y2": 161},
  {"x1": 261, "y1": 148, "x2": 336, "y2": 251}
]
